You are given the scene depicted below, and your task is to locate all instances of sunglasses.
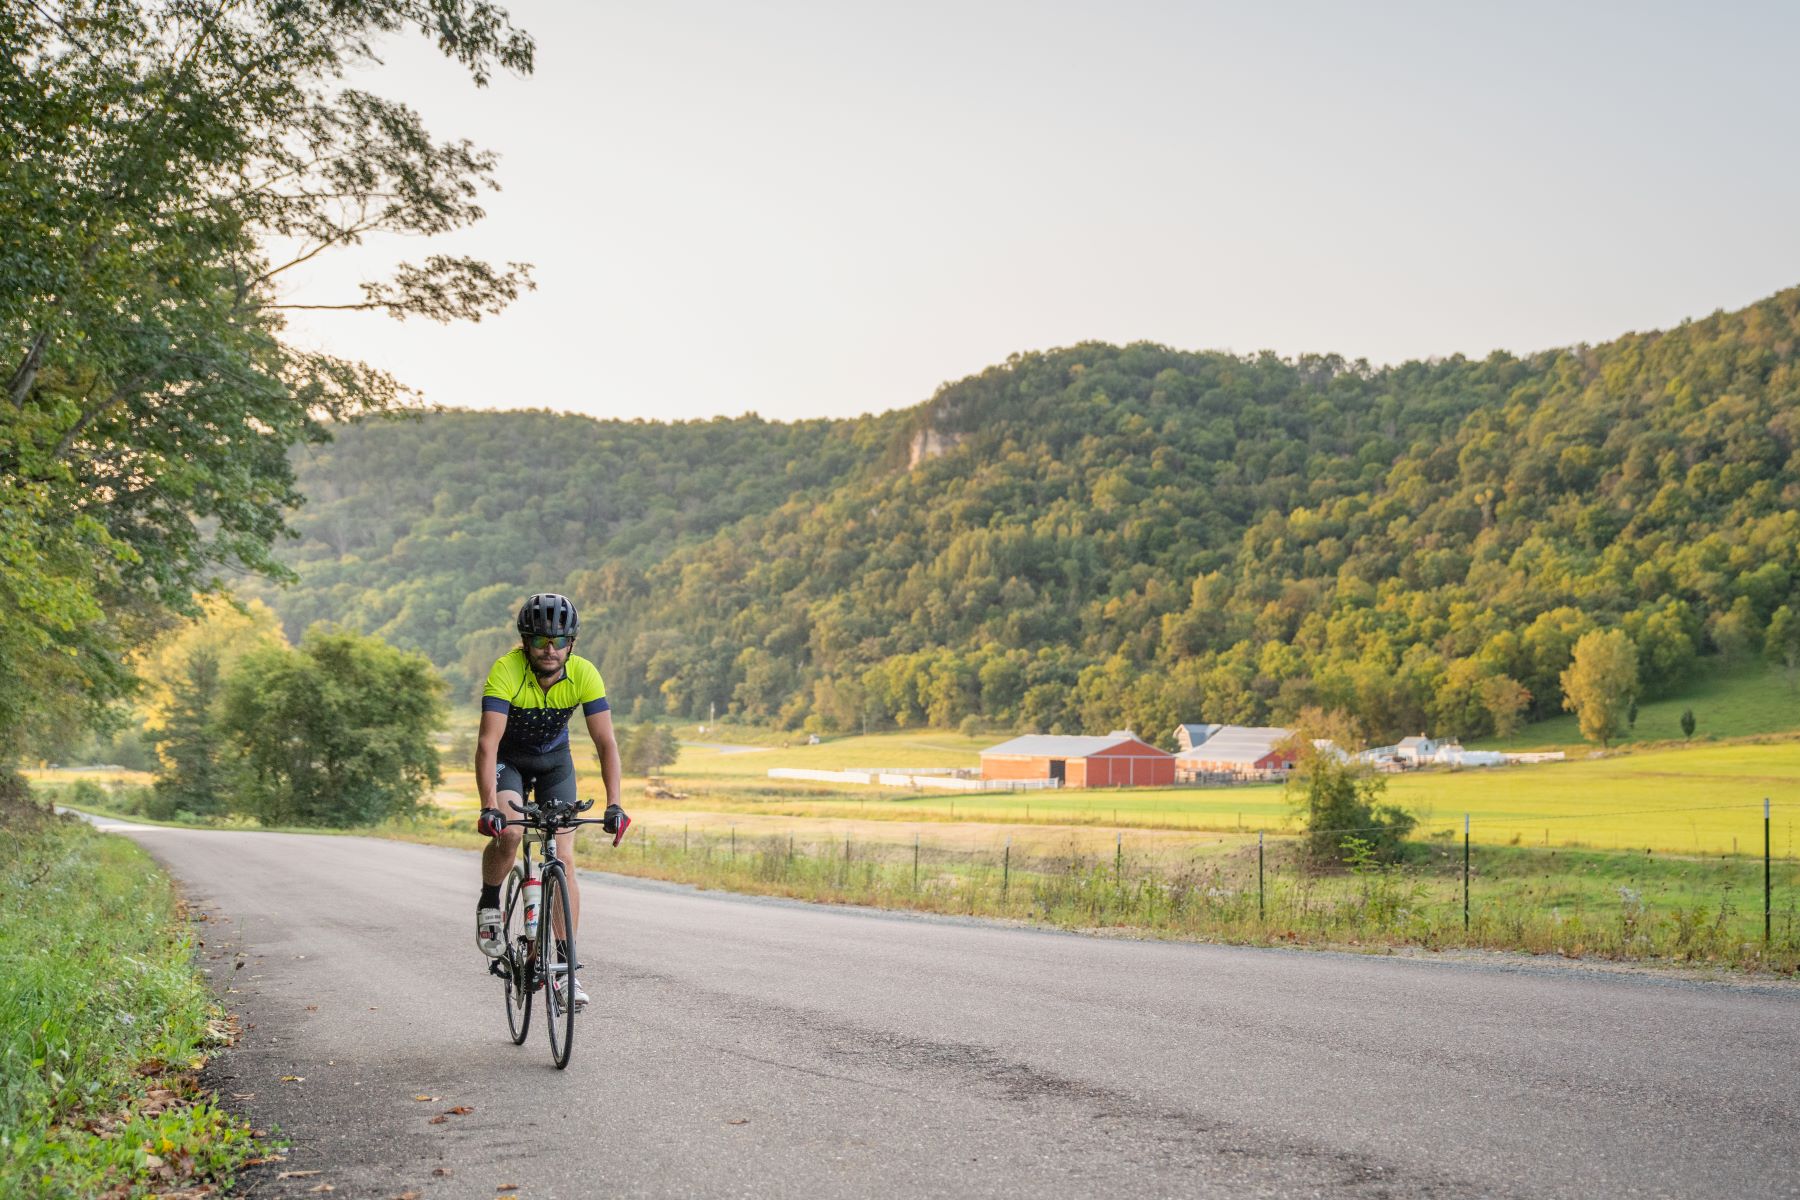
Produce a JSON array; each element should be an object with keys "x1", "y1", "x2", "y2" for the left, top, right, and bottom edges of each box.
[{"x1": 526, "y1": 635, "x2": 572, "y2": 650}]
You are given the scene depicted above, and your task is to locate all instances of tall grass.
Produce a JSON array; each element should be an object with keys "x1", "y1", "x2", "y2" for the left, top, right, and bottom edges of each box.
[
  {"x1": 558, "y1": 822, "x2": 1800, "y2": 974},
  {"x1": 0, "y1": 789, "x2": 258, "y2": 1199}
]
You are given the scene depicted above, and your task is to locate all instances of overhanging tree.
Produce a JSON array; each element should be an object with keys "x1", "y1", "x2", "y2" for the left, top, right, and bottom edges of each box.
[{"x1": 0, "y1": 0, "x2": 535, "y2": 758}]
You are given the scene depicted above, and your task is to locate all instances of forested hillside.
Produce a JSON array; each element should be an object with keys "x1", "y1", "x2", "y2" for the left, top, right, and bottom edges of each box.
[{"x1": 254, "y1": 288, "x2": 1800, "y2": 744}]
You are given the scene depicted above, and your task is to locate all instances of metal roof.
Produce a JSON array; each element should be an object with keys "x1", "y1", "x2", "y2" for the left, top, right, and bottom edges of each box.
[
  {"x1": 981, "y1": 733, "x2": 1144, "y2": 757},
  {"x1": 1178, "y1": 742, "x2": 1287, "y2": 766},
  {"x1": 1175, "y1": 725, "x2": 1293, "y2": 762}
]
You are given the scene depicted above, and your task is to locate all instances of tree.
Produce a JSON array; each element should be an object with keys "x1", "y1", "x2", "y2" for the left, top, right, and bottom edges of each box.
[
  {"x1": 1680, "y1": 708, "x2": 1696, "y2": 740},
  {"x1": 1478, "y1": 674, "x2": 1532, "y2": 740},
  {"x1": 0, "y1": 1, "x2": 535, "y2": 760},
  {"x1": 150, "y1": 647, "x2": 228, "y2": 818},
  {"x1": 1286, "y1": 745, "x2": 1415, "y2": 866},
  {"x1": 619, "y1": 725, "x2": 679, "y2": 776},
  {"x1": 137, "y1": 596, "x2": 288, "y2": 742},
  {"x1": 1766, "y1": 606, "x2": 1800, "y2": 692},
  {"x1": 219, "y1": 629, "x2": 446, "y2": 826},
  {"x1": 1560, "y1": 629, "x2": 1639, "y2": 749}
]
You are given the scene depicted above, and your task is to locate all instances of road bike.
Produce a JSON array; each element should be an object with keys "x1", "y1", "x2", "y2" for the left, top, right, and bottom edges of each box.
[{"x1": 488, "y1": 795, "x2": 613, "y2": 1070}]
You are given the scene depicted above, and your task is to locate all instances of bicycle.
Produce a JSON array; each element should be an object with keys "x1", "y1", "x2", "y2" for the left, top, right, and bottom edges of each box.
[{"x1": 488, "y1": 795, "x2": 624, "y2": 1069}]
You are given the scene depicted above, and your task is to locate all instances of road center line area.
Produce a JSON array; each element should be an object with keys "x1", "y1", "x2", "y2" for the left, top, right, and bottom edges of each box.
[{"x1": 113, "y1": 822, "x2": 1797, "y2": 1200}]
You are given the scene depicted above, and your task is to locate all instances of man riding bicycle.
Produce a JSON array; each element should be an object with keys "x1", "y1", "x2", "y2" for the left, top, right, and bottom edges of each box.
[{"x1": 473, "y1": 592, "x2": 627, "y2": 1010}]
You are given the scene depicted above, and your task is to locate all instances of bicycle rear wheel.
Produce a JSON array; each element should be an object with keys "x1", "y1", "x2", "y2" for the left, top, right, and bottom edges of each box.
[
  {"x1": 502, "y1": 866, "x2": 532, "y2": 1045},
  {"x1": 542, "y1": 863, "x2": 576, "y2": 1070}
]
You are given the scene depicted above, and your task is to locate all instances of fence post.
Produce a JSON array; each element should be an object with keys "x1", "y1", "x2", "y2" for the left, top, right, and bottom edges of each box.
[
  {"x1": 683, "y1": 822, "x2": 689, "y2": 856},
  {"x1": 1767, "y1": 797, "x2": 1774, "y2": 946},
  {"x1": 1003, "y1": 837, "x2": 1011, "y2": 901},
  {"x1": 1463, "y1": 813, "x2": 1471, "y2": 933},
  {"x1": 730, "y1": 825, "x2": 736, "y2": 862},
  {"x1": 1115, "y1": 832, "x2": 1123, "y2": 886},
  {"x1": 913, "y1": 833, "x2": 920, "y2": 892},
  {"x1": 1258, "y1": 830, "x2": 1265, "y2": 921}
]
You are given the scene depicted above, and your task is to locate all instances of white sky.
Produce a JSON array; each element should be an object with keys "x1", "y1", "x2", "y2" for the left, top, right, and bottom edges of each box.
[{"x1": 274, "y1": 1, "x2": 1800, "y2": 423}]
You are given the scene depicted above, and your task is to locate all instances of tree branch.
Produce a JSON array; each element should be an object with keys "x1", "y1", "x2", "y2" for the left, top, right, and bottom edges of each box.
[{"x1": 8, "y1": 330, "x2": 51, "y2": 409}]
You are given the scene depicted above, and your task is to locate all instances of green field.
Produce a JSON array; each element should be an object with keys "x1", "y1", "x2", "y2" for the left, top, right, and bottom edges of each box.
[
  {"x1": 637, "y1": 728, "x2": 1793, "y2": 856},
  {"x1": 1477, "y1": 662, "x2": 1800, "y2": 751}
]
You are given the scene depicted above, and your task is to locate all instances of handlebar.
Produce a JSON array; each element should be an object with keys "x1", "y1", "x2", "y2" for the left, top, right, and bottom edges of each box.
[{"x1": 501, "y1": 795, "x2": 617, "y2": 839}]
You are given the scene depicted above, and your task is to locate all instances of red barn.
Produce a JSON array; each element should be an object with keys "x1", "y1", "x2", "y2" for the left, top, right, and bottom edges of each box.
[{"x1": 980, "y1": 731, "x2": 1175, "y2": 788}]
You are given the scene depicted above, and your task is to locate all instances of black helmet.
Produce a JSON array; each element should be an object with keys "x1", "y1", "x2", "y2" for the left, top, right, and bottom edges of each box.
[{"x1": 516, "y1": 593, "x2": 578, "y2": 638}]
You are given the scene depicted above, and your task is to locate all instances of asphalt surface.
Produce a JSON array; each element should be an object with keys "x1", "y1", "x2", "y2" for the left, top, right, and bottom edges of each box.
[{"x1": 96, "y1": 816, "x2": 1799, "y2": 1200}]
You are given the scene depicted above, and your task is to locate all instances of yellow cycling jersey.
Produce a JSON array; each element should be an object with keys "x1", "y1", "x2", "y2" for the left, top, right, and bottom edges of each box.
[{"x1": 481, "y1": 649, "x2": 609, "y2": 755}]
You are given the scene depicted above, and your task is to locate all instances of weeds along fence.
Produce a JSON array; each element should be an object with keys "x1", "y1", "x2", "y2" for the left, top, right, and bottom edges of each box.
[{"x1": 586, "y1": 801, "x2": 1800, "y2": 974}]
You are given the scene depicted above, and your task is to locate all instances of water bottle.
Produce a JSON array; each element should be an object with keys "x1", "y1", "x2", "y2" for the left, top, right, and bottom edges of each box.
[{"x1": 522, "y1": 874, "x2": 541, "y2": 937}]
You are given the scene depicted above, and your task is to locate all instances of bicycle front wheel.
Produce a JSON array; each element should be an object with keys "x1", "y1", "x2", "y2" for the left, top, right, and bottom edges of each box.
[
  {"x1": 542, "y1": 863, "x2": 576, "y2": 1070},
  {"x1": 502, "y1": 865, "x2": 531, "y2": 1045}
]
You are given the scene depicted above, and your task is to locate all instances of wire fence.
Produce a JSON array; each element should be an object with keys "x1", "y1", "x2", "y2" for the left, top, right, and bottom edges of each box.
[{"x1": 602, "y1": 799, "x2": 1799, "y2": 973}]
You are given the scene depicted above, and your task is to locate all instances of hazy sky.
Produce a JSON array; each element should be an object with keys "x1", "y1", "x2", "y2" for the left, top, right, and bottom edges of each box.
[{"x1": 275, "y1": 1, "x2": 1800, "y2": 423}]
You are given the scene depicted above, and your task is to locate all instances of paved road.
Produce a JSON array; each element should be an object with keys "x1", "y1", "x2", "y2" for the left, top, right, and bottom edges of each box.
[{"x1": 101, "y1": 817, "x2": 1798, "y2": 1199}]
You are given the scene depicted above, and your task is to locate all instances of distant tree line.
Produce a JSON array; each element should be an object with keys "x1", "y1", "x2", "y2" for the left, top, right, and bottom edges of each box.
[{"x1": 250, "y1": 289, "x2": 1800, "y2": 747}]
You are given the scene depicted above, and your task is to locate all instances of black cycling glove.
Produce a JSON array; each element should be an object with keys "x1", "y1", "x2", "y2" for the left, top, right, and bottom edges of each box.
[{"x1": 603, "y1": 802, "x2": 631, "y2": 845}]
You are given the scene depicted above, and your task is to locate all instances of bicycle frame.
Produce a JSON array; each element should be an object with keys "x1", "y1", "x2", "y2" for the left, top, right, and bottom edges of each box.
[{"x1": 493, "y1": 796, "x2": 606, "y2": 1068}]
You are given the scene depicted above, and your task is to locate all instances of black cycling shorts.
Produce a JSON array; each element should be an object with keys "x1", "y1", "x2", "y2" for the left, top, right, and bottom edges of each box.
[{"x1": 494, "y1": 744, "x2": 578, "y2": 810}]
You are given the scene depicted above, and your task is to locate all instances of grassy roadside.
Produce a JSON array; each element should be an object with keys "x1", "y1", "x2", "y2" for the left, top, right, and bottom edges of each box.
[{"x1": 0, "y1": 784, "x2": 267, "y2": 1199}]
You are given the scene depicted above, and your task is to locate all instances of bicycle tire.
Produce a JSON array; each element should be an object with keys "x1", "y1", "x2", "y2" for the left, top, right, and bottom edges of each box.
[
  {"x1": 502, "y1": 865, "x2": 532, "y2": 1045},
  {"x1": 542, "y1": 862, "x2": 576, "y2": 1070}
]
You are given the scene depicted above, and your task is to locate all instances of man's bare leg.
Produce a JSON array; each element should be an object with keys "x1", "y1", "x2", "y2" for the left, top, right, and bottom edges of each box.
[{"x1": 482, "y1": 789, "x2": 526, "y2": 885}]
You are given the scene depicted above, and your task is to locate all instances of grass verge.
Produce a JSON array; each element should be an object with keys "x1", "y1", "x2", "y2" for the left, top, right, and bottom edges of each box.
[
  {"x1": 383, "y1": 809, "x2": 1800, "y2": 976},
  {"x1": 0, "y1": 779, "x2": 266, "y2": 1199}
]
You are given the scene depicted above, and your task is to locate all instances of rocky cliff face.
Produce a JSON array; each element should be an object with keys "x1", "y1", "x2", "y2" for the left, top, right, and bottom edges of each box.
[{"x1": 908, "y1": 425, "x2": 964, "y2": 468}]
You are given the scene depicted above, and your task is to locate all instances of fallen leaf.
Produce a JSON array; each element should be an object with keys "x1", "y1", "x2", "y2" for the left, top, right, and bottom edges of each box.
[
  {"x1": 444, "y1": 1105, "x2": 473, "y2": 1115},
  {"x1": 428, "y1": 1115, "x2": 449, "y2": 1125},
  {"x1": 280, "y1": 1076, "x2": 305, "y2": 1083},
  {"x1": 309, "y1": 1186, "x2": 334, "y2": 1195},
  {"x1": 232, "y1": 1093, "x2": 255, "y2": 1100},
  {"x1": 727, "y1": 1118, "x2": 749, "y2": 1125},
  {"x1": 412, "y1": 1095, "x2": 436, "y2": 1102},
  {"x1": 497, "y1": 1187, "x2": 519, "y2": 1194},
  {"x1": 305, "y1": 1005, "x2": 318, "y2": 1012},
  {"x1": 277, "y1": 1170, "x2": 322, "y2": 1179},
  {"x1": 393, "y1": 1193, "x2": 421, "y2": 1200},
  {"x1": 234, "y1": 961, "x2": 245, "y2": 970},
  {"x1": 433, "y1": 1168, "x2": 453, "y2": 1177}
]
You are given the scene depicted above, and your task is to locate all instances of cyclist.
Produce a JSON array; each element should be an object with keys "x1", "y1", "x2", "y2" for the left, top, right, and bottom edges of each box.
[{"x1": 473, "y1": 592, "x2": 627, "y2": 1010}]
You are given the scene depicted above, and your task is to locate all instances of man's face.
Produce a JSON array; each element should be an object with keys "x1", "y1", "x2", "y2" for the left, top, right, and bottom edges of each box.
[{"x1": 524, "y1": 635, "x2": 573, "y2": 675}]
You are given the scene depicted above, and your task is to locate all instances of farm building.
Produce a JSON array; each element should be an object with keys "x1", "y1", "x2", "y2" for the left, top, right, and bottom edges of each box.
[
  {"x1": 1175, "y1": 725, "x2": 1296, "y2": 781},
  {"x1": 980, "y1": 731, "x2": 1176, "y2": 788},
  {"x1": 1173, "y1": 723, "x2": 1223, "y2": 752}
]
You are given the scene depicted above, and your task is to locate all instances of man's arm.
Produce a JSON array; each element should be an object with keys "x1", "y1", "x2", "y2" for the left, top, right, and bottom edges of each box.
[
  {"x1": 475, "y1": 710, "x2": 507, "y2": 809},
  {"x1": 586, "y1": 709, "x2": 622, "y2": 808}
]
